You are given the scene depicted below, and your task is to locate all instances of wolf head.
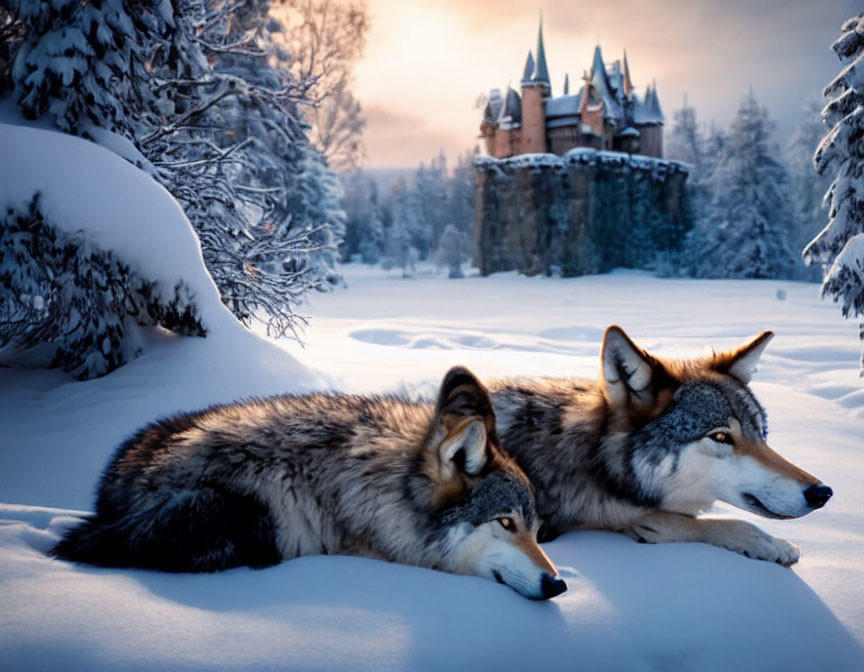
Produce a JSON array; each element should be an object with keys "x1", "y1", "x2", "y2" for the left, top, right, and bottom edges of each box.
[
  {"x1": 421, "y1": 366, "x2": 566, "y2": 600},
  {"x1": 599, "y1": 326, "x2": 832, "y2": 519}
]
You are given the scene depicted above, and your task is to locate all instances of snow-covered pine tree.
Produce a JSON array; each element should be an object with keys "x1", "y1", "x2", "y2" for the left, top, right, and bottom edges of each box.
[
  {"x1": 787, "y1": 96, "x2": 833, "y2": 281},
  {"x1": 412, "y1": 152, "x2": 449, "y2": 259},
  {"x1": 446, "y1": 150, "x2": 478, "y2": 266},
  {"x1": 803, "y1": 13, "x2": 864, "y2": 372},
  {"x1": 0, "y1": 194, "x2": 204, "y2": 380},
  {"x1": 701, "y1": 122, "x2": 727, "y2": 178},
  {"x1": 341, "y1": 169, "x2": 385, "y2": 264},
  {"x1": 4, "y1": 0, "x2": 172, "y2": 135},
  {"x1": 665, "y1": 98, "x2": 712, "y2": 226},
  {"x1": 383, "y1": 178, "x2": 420, "y2": 277},
  {"x1": 3, "y1": 0, "x2": 346, "y2": 339},
  {"x1": 688, "y1": 90, "x2": 797, "y2": 279},
  {"x1": 665, "y1": 98, "x2": 704, "y2": 171}
]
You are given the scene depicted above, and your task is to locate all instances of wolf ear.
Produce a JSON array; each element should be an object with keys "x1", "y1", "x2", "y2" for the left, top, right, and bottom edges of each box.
[
  {"x1": 600, "y1": 325, "x2": 669, "y2": 412},
  {"x1": 434, "y1": 366, "x2": 495, "y2": 478},
  {"x1": 713, "y1": 331, "x2": 774, "y2": 383},
  {"x1": 438, "y1": 418, "x2": 488, "y2": 479}
]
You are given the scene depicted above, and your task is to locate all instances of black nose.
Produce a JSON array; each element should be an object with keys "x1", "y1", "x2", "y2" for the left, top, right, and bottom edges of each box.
[
  {"x1": 804, "y1": 484, "x2": 833, "y2": 509},
  {"x1": 540, "y1": 573, "x2": 567, "y2": 599}
]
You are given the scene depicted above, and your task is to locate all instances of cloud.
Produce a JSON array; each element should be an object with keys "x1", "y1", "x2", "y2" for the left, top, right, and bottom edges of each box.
[{"x1": 363, "y1": 104, "x2": 426, "y2": 133}]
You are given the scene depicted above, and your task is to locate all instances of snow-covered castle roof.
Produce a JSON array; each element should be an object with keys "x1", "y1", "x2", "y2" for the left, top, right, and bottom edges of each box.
[{"x1": 482, "y1": 25, "x2": 664, "y2": 136}]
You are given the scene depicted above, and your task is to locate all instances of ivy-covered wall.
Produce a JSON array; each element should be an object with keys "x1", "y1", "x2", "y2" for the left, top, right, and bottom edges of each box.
[{"x1": 474, "y1": 150, "x2": 692, "y2": 276}]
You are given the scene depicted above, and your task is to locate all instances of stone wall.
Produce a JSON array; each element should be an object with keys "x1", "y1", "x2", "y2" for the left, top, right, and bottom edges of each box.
[{"x1": 475, "y1": 149, "x2": 691, "y2": 277}]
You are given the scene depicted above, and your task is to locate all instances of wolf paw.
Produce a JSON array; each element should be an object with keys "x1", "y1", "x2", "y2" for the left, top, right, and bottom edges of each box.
[
  {"x1": 622, "y1": 522, "x2": 664, "y2": 545},
  {"x1": 720, "y1": 522, "x2": 800, "y2": 566}
]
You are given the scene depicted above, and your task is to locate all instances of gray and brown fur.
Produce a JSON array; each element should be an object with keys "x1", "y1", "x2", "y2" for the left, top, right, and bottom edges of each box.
[
  {"x1": 51, "y1": 367, "x2": 566, "y2": 598},
  {"x1": 488, "y1": 326, "x2": 832, "y2": 565}
]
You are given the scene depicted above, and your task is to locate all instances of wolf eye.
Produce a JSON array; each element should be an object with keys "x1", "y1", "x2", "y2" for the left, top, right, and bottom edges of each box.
[
  {"x1": 497, "y1": 517, "x2": 516, "y2": 532},
  {"x1": 709, "y1": 431, "x2": 733, "y2": 444}
]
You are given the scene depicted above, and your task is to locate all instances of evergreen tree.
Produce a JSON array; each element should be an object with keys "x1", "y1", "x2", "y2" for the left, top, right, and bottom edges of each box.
[
  {"x1": 803, "y1": 13, "x2": 864, "y2": 372},
  {"x1": 787, "y1": 95, "x2": 833, "y2": 281},
  {"x1": 701, "y1": 122, "x2": 728, "y2": 183},
  {"x1": 383, "y1": 178, "x2": 420, "y2": 277},
  {"x1": 446, "y1": 150, "x2": 478, "y2": 265},
  {"x1": 665, "y1": 99, "x2": 712, "y2": 225},
  {"x1": 340, "y1": 169, "x2": 384, "y2": 263},
  {"x1": 412, "y1": 151, "x2": 449, "y2": 259},
  {"x1": 3, "y1": 0, "x2": 346, "y2": 339},
  {"x1": 666, "y1": 99, "x2": 704, "y2": 171},
  {"x1": 689, "y1": 91, "x2": 797, "y2": 279},
  {"x1": 5, "y1": 0, "x2": 172, "y2": 135}
]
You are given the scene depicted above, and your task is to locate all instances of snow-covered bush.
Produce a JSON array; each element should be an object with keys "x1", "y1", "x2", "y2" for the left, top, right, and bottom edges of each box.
[
  {"x1": 804, "y1": 12, "x2": 864, "y2": 372},
  {"x1": 687, "y1": 91, "x2": 797, "y2": 279},
  {"x1": 0, "y1": 194, "x2": 204, "y2": 380}
]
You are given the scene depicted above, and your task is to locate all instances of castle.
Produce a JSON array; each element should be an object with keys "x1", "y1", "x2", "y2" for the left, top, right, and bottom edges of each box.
[{"x1": 479, "y1": 20, "x2": 664, "y2": 159}]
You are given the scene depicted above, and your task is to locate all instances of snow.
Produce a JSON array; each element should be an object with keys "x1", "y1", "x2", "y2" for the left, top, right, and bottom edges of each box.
[
  {"x1": 476, "y1": 148, "x2": 687, "y2": 175},
  {"x1": 2, "y1": 258, "x2": 864, "y2": 669}
]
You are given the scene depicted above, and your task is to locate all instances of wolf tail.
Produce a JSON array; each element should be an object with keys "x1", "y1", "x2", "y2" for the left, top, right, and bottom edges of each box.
[{"x1": 50, "y1": 516, "x2": 131, "y2": 567}]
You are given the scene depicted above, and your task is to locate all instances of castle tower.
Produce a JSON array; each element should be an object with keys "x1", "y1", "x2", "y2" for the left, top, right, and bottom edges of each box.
[{"x1": 520, "y1": 16, "x2": 550, "y2": 154}]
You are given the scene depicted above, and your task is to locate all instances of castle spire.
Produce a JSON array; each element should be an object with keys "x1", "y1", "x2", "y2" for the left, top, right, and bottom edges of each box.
[
  {"x1": 651, "y1": 78, "x2": 664, "y2": 121},
  {"x1": 532, "y1": 13, "x2": 550, "y2": 85},
  {"x1": 521, "y1": 50, "x2": 535, "y2": 84},
  {"x1": 564, "y1": 72, "x2": 570, "y2": 95},
  {"x1": 590, "y1": 45, "x2": 604, "y2": 79},
  {"x1": 622, "y1": 49, "x2": 633, "y2": 95}
]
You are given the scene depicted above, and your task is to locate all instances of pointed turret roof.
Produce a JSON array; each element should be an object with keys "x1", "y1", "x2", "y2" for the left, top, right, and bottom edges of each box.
[
  {"x1": 633, "y1": 82, "x2": 664, "y2": 125},
  {"x1": 521, "y1": 50, "x2": 535, "y2": 84},
  {"x1": 622, "y1": 49, "x2": 633, "y2": 95},
  {"x1": 588, "y1": 45, "x2": 621, "y2": 120},
  {"x1": 497, "y1": 86, "x2": 522, "y2": 129},
  {"x1": 650, "y1": 79, "x2": 664, "y2": 122},
  {"x1": 532, "y1": 15, "x2": 550, "y2": 84}
]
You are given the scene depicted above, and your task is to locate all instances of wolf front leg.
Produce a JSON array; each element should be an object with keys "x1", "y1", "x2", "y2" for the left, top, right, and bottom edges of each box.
[{"x1": 622, "y1": 511, "x2": 800, "y2": 566}]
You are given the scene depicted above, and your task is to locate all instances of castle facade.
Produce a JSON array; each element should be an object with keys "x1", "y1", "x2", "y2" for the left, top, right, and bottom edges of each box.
[{"x1": 480, "y1": 20, "x2": 664, "y2": 159}]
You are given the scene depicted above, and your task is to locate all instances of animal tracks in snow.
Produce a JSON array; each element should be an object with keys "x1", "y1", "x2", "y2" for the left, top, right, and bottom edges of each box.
[{"x1": 348, "y1": 325, "x2": 600, "y2": 356}]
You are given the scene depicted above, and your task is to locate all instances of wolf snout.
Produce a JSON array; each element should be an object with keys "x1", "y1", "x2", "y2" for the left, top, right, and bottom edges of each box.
[
  {"x1": 804, "y1": 484, "x2": 833, "y2": 509},
  {"x1": 540, "y1": 573, "x2": 567, "y2": 599}
]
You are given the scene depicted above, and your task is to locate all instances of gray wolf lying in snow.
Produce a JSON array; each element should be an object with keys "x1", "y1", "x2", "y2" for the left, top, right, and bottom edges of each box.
[
  {"x1": 488, "y1": 327, "x2": 832, "y2": 565},
  {"x1": 52, "y1": 366, "x2": 567, "y2": 599}
]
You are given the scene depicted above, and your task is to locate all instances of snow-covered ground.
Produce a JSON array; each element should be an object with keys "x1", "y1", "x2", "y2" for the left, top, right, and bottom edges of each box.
[{"x1": 3, "y1": 258, "x2": 864, "y2": 670}]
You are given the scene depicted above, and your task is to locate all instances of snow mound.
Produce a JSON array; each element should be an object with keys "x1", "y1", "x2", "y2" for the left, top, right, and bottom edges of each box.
[
  {"x1": 0, "y1": 121, "x2": 228, "y2": 329},
  {"x1": 1, "y1": 502, "x2": 862, "y2": 672}
]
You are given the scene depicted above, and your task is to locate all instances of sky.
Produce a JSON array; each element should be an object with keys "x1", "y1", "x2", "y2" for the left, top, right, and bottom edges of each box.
[{"x1": 351, "y1": 0, "x2": 861, "y2": 168}]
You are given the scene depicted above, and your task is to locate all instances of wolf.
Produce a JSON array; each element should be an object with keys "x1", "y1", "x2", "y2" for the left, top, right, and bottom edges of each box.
[
  {"x1": 51, "y1": 366, "x2": 567, "y2": 600},
  {"x1": 487, "y1": 326, "x2": 832, "y2": 566}
]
